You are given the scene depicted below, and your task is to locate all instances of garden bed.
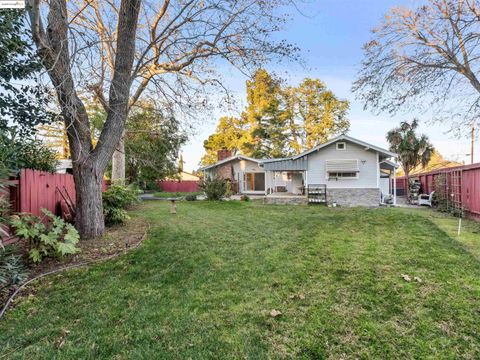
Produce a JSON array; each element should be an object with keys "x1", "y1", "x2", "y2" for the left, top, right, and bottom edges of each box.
[{"x1": 0, "y1": 215, "x2": 149, "y2": 310}]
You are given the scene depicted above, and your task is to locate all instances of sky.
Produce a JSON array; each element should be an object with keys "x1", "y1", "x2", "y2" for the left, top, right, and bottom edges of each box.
[{"x1": 180, "y1": 0, "x2": 479, "y2": 172}]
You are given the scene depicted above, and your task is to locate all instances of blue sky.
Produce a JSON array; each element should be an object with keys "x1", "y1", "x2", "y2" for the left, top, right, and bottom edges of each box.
[{"x1": 181, "y1": 0, "x2": 478, "y2": 172}]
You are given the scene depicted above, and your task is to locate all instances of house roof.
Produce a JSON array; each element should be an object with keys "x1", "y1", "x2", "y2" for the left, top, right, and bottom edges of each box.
[
  {"x1": 198, "y1": 135, "x2": 397, "y2": 172},
  {"x1": 198, "y1": 154, "x2": 261, "y2": 171},
  {"x1": 292, "y1": 135, "x2": 397, "y2": 160}
]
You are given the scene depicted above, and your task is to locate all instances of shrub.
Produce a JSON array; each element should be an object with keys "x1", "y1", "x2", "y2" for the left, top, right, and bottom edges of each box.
[
  {"x1": 198, "y1": 176, "x2": 227, "y2": 200},
  {"x1": 102, "y1": 184, "x2": 139, "y2": 225},
  {"x1": 185, "y1": 194, "x2": 197, "y2": 201},
  {"x1": 10, "y1": 209, "x2": 80, "y2": 263},
  {"x1": 240, "y1": 195, "x2": 250, "y2": 202},
  {"x1": 0, "y1": 246, "x2": 28, "y2": 289}
]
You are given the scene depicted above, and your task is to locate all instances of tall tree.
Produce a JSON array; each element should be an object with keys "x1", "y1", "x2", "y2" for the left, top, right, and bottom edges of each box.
[
  {"x1": 202, "y1": 116, "x2": 250, "y2": 165},
  {"x1": 48, "y1": 0, "x2": 298, "y2": 182},
  {"x1": 0, "y1": 10, "x2": 52, "y2": 135},
  {"x1": 353, "y1": 0, "x2": 480, "y2": 133},
  {"x1": 26, "y1": 0, "x2": 297, "y2": 238},
  {"x1": 202, "y1": 71, "x2": 350, "y2": 163},
  {"x1": 386, "y1": 120, "x2": 434, "y2": 197},
  {"x1": 288, "y1": 78, "x2": 349, "y2": 151},
  {"x1": 246, "y1": 69, "x2": 288, "y2": 158},
  {"x1": 125, "y1": 104, "x2": 187, "y2": 184}
]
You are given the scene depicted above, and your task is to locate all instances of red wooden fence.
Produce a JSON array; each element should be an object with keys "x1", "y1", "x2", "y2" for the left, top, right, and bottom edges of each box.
[
  {"x1": 395, "y1": 162, "x2": 480, "y2": 220},
  {"x1": 158, "y1": 180, "x2": 199, "y2": 193},
  {"x1": 17, "y1": 169, "x2": 76, "y2": 217}
]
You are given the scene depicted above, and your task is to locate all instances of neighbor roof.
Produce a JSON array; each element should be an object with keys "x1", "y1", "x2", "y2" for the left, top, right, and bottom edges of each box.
[
  {"x1": 292, "y1": 135, "x2": 397, "y2": 159},
  {"x1": 198, "y1": 154, "x2": 261, "y2": 171}
]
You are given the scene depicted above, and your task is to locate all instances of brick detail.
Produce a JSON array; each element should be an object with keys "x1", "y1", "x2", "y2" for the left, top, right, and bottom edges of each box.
[
  {"x1": 217, "y1": 149, "x2": 232, "y2": 161},
  {"x1": 216, "y1": 163, "x2": 234, "y2": 181}
]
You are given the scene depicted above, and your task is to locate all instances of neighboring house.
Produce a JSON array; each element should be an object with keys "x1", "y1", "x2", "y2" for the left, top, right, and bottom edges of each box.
[
  {"x1": 199, "y1": 135, "x2": 398, "y2": 206},
  {"x1": 55, "y1": 159, "x2": 73, "y2": 174}
]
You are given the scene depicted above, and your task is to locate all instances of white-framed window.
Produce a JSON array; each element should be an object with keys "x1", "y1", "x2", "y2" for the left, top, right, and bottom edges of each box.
[
  {"x1": 328, "y1": 172, "x2": 358, "y2": 180},
  {"x1": 325, "y1": 159, "x2": 359, "y2": 180},
  {"x1": 336, "y1": 142, "x2": 346, "y2": 151}
]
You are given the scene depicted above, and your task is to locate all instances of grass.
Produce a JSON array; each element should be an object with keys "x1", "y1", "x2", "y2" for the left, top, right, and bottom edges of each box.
[
  {"x1": 153, "y1": 191, "x2": 202, "y2": 198},
  {"x1": 1, "y1": 202, "x2": 480, "y2": 359}
]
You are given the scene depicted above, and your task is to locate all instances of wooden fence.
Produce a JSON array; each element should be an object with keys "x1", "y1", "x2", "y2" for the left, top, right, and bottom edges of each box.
[
  {"x1": 157, "y1": 180, "x2": 199, "y2": 193},
  {"x1": 395, "y1": 162, "x2": 480, "y2": 220},
  {"x1": 2, "y1": 169, "x2": 108, "y2": 245}
]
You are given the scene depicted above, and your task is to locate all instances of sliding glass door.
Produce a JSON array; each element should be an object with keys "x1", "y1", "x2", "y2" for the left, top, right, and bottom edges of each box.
[{"x1": 244, "y1": 172, "x2": 265, "y2": 192}]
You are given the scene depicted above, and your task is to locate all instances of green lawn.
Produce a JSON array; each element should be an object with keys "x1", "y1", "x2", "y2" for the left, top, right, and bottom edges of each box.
[
  {"x1": 153, "y1": 191, "x2": 202, "y2": 198},
  {"x1": 1, "y1": 202, "x2": 480, "y2": 359}
]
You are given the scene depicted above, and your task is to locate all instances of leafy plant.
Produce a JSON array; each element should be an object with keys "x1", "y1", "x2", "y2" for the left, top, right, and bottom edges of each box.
[
  {"x1": 198, "y1": 176, "x2": 227, "y2": 200},
  {"x1": 10, "y1": 209, "x2": 80, "y2": 263},
  {"x1": 240, "y1": 195, "x2": 250, "y2": 202},
  {"x1": 102, "y1": 184, "x2": 139, "y2": 225},
  {"x1": 0, "y1": 245, "x2": 28, "y2": 289},
  {"x1": 0, "y1": 129, "x2": 58, "y2": 173}
]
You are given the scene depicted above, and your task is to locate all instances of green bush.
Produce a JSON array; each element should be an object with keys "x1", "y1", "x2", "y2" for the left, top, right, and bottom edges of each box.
[
  {"x1": 198, "y1": 176, "x2": 227, "y2": 200},
  {"x1": 0, "y1": 245, "x2": 28, "y2": 289},
  {"x1": 185, "y1": 194, "x2": 197, "y2": 201},
  {"x1": 10, "y1": 209, "x2": 80, "y2": 263},
  {"x1": 102, "y1": 184, "x2": 139, "y2": 225}
]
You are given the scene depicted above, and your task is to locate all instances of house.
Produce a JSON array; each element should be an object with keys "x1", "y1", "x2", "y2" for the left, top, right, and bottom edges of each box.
[{"x1": 199, "y1": 135, "x2": 398, "y2": 206}]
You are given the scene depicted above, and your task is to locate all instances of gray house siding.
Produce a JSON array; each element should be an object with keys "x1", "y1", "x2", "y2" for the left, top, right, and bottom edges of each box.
[{"x1": 306, "y1": 141, "x2": 378, "y2": 189}]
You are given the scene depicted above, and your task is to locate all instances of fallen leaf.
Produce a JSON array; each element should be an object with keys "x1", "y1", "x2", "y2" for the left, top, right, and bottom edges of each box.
[
  {"x1": 298, "y1": 294, "x2": 305, "y2": 300},
  {"x1": 414, "y1": 276, "x2": 423, "y2": 283},
  {"x1": 270, "y1": 309, "x2": 282, "y2": 318},
  {"x1": 401, "y1": 274, "x2": 411, "y2": 282}
]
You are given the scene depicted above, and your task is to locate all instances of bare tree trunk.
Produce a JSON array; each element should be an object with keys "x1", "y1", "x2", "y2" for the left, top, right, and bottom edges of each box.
[
  {"x1": 27, "y1": 0, "x2": 141, "y2": 239},
  {"x1": 111, "y1": 133, "x2": 126, "y2": 183},
  {"x1": 73, "y1": 161, "x2": 105, "y2": 238}
]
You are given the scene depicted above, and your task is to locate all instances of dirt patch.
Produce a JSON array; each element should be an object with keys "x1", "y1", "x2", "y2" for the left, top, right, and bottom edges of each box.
[{"x1": 0, "y1": 216, "x2": 149, "y2": 310}]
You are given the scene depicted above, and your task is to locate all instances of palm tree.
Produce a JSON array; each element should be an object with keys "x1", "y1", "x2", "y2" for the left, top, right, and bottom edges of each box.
[{"x1": 387, "y1": 120, "x2": 434, "y2": 199}]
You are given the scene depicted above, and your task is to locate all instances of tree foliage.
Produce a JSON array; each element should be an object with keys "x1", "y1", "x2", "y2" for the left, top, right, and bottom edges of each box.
[
  {"x1": 0, "y1": 10, "x2": 52, "y2": 135},
  {"x1": 386, "y1": 119, "x2": 434, "y2": 195},
  {"x1": 202, "y1": 70, "x2": 350, "y2": 164},
  {"x1": 125, "y1": 104, "x2": 187, "y2": 184},
  {"x1": 0, "y1": 129, "x2": 58, "y2": 173},
  {"x1": 353, "y1": 0, "x2": 480, "y2": 132}
]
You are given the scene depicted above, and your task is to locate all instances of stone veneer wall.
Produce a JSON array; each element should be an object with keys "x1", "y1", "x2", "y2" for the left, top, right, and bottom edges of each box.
[
  {"x1": 263, "y1": 196, "x2": 308, "y2": 205},
  {"x1": 326, "y1": 188, "x2": 380, "y2": 207},
  {"x1": 216, "y1": 163, "x2": 234, "y2": 181}
]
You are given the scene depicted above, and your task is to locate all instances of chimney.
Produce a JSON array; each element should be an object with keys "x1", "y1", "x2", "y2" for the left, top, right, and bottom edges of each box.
[{"x1": 217, "y1": 148, "x2": 232, "y2": 161}]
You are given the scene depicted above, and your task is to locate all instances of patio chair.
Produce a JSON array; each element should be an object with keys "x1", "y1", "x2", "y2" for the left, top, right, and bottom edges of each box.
[{"x1": 418, "y1": 191, "x2": 435, "y2": 207}]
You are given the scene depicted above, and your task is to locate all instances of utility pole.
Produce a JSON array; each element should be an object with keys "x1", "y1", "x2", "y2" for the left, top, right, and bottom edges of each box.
[{"x1": 472, "y1": 125, "x2": 475, "y2": 164}]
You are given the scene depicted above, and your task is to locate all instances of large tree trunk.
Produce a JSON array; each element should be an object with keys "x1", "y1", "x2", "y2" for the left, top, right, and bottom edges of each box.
[
  {"x1": 27, "y1": 0, "x2": 141, "y2": 239},
  {"x1": 111, "y1": 134, "x2": 126, "y2": 183},
  {"x1": 73, "y1": 161, "x2": 105, "y2": 239}
]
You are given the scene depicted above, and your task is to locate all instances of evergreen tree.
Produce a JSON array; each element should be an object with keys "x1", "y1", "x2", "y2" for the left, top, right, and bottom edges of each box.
[
  {"x1": 202, "y1": 70, "x2": 350, "y2": 162},
  {"x1": 245, "y1": 69, "x2": 287, "y2": 158}
]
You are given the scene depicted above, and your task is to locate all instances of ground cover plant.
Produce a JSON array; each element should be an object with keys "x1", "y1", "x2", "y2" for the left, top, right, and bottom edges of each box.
[{"x1": 1, "y1": 202, "x2": 479, "y2": 359}]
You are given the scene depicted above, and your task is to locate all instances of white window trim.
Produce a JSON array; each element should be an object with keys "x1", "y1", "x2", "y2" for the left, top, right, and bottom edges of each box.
[
  {"x1": 327, "y1": 171, "x2": 359, "y2": 180},
  {"x1": 336, "y1": 142, "x2": 347, "y2": 151}
]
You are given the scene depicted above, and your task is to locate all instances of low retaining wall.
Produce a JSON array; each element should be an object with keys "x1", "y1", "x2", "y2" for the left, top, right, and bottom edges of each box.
[
  {"x1": 263, "y1": 196, "x2": 308, "y2": 205},
  {"x1": 327, "y1": 188, "x2": 380, "y2": 207}
]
